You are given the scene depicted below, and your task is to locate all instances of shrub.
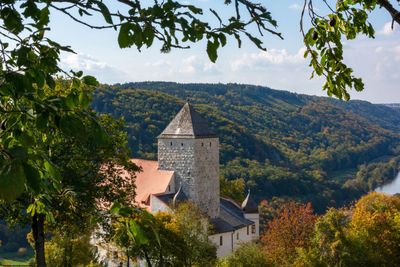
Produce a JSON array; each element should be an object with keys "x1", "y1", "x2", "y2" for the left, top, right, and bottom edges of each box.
[{"x1": 17, "y1": 247, "x2": 27, "y2": 258}]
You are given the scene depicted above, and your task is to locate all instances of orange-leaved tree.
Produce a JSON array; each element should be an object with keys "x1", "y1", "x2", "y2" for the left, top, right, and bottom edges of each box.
[{"x1": 261, "y1": 201, "x2": 318, "y2": 265}]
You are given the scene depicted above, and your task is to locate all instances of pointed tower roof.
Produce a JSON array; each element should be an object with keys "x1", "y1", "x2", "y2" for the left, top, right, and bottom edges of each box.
[
  {"x1": 172, "y1": 185, "x2": 188, "y2": 207},
  {"x1": 241, "y1": 190, "x2": 258, "y2": 213},
  {"x1": 158, "y1": 103, "x2": 217, "y2": 139}
]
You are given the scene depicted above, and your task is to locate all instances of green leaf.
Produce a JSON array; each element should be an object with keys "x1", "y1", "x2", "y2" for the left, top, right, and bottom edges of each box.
[
  {"x1": 143, "y1": 25, "x2": 154, "y2": 48},
  {"x1": 187, "y1": 5, "x2": 202, "y2": 14},
  {"x1": 1, "y1": 7, "x2": 24, "y2": 34},
  {"x1": 210, "y1": 9, "x2": 222, "y2": 25},
  {"x1": 46, "y1": 212, "x2": 55, "y2": 223},
  {"x1": 46, "y1": 75, "x2": 56, "y2": 89},
  {"x1": 0, "y1": 161, "x2": 26, "y2": 202},
  {"x1": 36, "y1": 112, "x2": 49, "y2": 130},
  {"x1": 118, "y1": 206, "x2": 133, "y2": 217},
  {"x1": 354, "y1": 78, "x2": 364, "y2": 92},
  {"x1": 245, "y1": 33, "x2": 266, "y2": 51},
  {"x1": 97, "y1": 1, "x2": 113, "y2": 24},
  {"x1": 7, "y1": 146, "x2": 27, "y2": 161},
  {"x1": 23, "y1": 163, "x2": 41, "y2": 194},
  {"x1": 27, "y1": 203, "x2": 36, "y2": 215},
  {"x1": 79, "y1": 91, "x2": 90, "y2": 108},
  {"x1": 129, "y1": 219, "x2": 149, "y2": 245},
  {"x1": 19, "y1": 131, "x2": 35, "y2": 147},
  {"x1": 219, "y1": 33, "x2": 226, "y2": 47},
  {"x1": 110, "y1": 202, "x2": 121, "y2": 215},
  {"x1": 93, "y1": 119, "x2": 110, "y2": 146},
  {"x1": 206, "y1": 40, "x2": 218, "y2": 63},
  {"x1": 60, "y1": 115, "x2": 86, "y2": 140},
  {"x1": 118, "y1": 23, "x2": 133, "y2": 48},
  {"x1": 82, "y1": 75, "x2": 99, "y2": 86},
  {"x1": 44, "y1": 161, "x2": 62, "y2": 181}
]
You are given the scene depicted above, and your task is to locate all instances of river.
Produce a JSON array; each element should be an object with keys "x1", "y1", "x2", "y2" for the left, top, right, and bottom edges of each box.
[{"x1": 375, "y1": 172, "x2": 400, "y2": 195}]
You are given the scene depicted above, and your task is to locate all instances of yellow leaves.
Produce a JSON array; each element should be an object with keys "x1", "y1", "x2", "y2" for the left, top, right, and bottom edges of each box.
[{"x1": 154, "y1": 211, "x2": 180, "y2": 234}]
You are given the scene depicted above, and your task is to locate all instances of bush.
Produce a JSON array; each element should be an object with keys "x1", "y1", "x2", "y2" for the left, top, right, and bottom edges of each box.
[
  {"x1": 17, "y1": 247, "x2": 27, "y2": 258},
  {"x1": 28, "y1": 258, "x2": 35, "y2": 267},
  {"x1": 3, "y1": 241, "x2": 19, "y2": 252}
]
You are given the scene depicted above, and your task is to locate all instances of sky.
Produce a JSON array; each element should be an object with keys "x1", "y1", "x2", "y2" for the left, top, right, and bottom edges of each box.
[{"x1": 47, "y1": 1, "x2": 400, "y2": 104}]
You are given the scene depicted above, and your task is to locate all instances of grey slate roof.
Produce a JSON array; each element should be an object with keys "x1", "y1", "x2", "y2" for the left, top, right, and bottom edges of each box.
[
  {"x1": 158, "y1": 103, "x2": 217, "y2": 139},
  {"x1": 241, "y1": 190, "x2": 258, "y2": 213},
  {"x1": 153, "y1": 194, "x2": 254, "y2": 234},
  {"x1": 154, "y1": 193, "x2": 175, "y2": 206},
  {"x1": 212, "y1": 198, "x2": 254, "y2": 234}
]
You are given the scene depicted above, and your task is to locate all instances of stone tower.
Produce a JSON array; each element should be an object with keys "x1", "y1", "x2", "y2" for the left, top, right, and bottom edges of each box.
[{"x1": 157, "y1": 103, "x2": 220, "y2": 218}]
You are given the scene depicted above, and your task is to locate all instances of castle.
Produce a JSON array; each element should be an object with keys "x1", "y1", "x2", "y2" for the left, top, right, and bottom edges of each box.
[{"x1": 132, "y1": 103, "x2": 259, "y2": 257}]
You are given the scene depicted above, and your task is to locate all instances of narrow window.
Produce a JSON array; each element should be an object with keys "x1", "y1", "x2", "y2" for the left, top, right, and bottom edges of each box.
[
  {"x1": 210, "y1": 142, "x2": 212, "y2": 147},
  {"x1": 168, "y1": 185, "x2": 171, "y2": 191},
  {"x1": 181, "y1": 143, "x2": 183, "y2": 146},
  {"x1": 220, "y1": 236, "x2": 223, "y2": 246},
  {"x1": 236, "y1": 232, "x2": 239, "y2": 240},
  {"x1": 201, "y1": 143, "x2": 204, "y2": 147},
  {"x1": 247, "y1": 226, "x2": 249, "y2": 235},
  {"x1": 170, "y1": 142, "x2": 172, "y2": 146},
  {"x1": 251, "y1": 224, "x2": 256, "y2": 234}
]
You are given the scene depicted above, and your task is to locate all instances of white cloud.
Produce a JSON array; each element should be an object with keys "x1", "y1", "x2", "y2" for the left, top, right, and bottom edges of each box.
[
  {"x1": 142, "y1": 55, "x2": 221, "y2": 78},
  {"x1": 394, "y1": 45, "x2": 400, "y2": 61},
  {"x1": 175, "y1": 55, "x2": 221, "y2": 75},
  {"x1": 378, "y1": 22, "x2": 398, "y2": 35},
  {"x1": 60, "y1": 53, "x2": 131, "y2": 83},
  {"x1": 289, "y1": 4, "x2": 301, "y2": 10},
  {"x1": 290, "y1": 3, "x2": 318, "y2": 11},
  {"x1": 230, "y1": 47, "x2": 306, "y2": 71},
  {"x1": 62, "y1": 53, "x2": 108, "y2": 71}
]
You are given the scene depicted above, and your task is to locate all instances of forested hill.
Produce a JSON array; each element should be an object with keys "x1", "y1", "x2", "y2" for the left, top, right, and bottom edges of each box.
[{"x1": 91, "y1": 82, "x2": 400, "y2": 213}]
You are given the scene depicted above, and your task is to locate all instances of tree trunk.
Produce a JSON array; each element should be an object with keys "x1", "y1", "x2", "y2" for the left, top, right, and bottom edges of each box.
[
  {"x1": 126, "y1": 248, "x2": 130, "y2": 267},
  {"x1": 142, "y1": 248, "x2": 152, "y2": 267},
  {"x1": 32, "y1": 213, "x2": 47, "y2": 267}
]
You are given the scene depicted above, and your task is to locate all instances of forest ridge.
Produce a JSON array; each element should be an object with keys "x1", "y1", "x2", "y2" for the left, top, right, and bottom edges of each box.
[{"x1": 91, "y1": 82, "x2": 400, "y2": 213}]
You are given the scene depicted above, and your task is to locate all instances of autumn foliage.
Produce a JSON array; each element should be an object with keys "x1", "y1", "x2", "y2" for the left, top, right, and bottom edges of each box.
[
  {"x1": 261, "y1": 201, "x2": 318, "y2": 265},
  {"x1": 350, "y1": 192, "x2": 400, "y2": 265}
]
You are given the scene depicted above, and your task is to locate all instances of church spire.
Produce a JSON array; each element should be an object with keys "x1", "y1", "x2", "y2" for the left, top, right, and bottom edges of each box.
[
  {"x1": 241, "y1": 189, "x2": 258, "y2": 213},
  {"x1": 158, "y1": 103, "x2": 216, "y2": 139}
]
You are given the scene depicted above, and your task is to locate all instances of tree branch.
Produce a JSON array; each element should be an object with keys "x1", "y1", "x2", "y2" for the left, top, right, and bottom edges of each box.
[{"x1": 377, "y1": 0, "x2": 400, "y2": 26}]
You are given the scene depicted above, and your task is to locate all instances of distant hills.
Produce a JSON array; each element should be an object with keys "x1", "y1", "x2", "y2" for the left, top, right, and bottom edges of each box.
[
  {"x1": 384, "y1": 103, "x2": 400, "y2": 109},
  {"x1": 91, "y1": 82, "x2": 400, "y2": 213}
]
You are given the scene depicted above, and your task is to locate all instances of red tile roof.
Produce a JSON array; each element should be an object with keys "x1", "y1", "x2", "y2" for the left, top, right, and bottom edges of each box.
[{"x1": 131, "y1": 159, "x2": 174, "y2": 205}]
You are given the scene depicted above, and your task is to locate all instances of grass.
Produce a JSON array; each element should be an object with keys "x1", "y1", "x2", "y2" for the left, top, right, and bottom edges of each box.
[
  {"x1": 0, "y1": 248, "x2": 34, "y2": 266},
  {"x1": 330, "y1": 168, "x2": 358, "y2": 184}
]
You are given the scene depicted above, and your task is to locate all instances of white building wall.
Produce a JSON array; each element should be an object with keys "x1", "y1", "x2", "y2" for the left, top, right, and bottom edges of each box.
[
  {"x1": 245, "y1": 213, "x2": 260, "y2": 237},
  {"x1": 209, "y1": 231, "x2": 233, "y2": 258},
  {"x1": 209, "y1": 223, "x2": 259, "y2": 258},
  {"x1": 165, "y1": 173, "x2": 175, "y2": 194},
  {"x1": 150, "y1": 195, "x2": 170, "y2": 214}
]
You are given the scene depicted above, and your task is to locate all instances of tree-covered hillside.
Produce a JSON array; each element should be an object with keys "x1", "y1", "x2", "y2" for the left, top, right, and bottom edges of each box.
[{"x1": 91, "y1": 82, "x2": 400, "y2": 213}]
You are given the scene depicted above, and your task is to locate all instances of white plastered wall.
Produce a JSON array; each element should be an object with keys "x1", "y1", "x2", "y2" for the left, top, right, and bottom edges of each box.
[
  {"x1": 150, "y1": 195, "x2": 170, "y2": 214},
  {"x1": 209, "y1": 231, "x2": 233, "y2": 258},
  {"x1": 245, "y1": 213, "x2": 260, "y2": 237},
  {"x1": 209, "y1": 223, "x2": 259, "y2": 258}
]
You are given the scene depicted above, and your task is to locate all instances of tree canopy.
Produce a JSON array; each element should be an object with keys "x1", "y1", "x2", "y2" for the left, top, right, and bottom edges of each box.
[{"x1": 1, "y1": 0, "x2": 398, "y2": 203}]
